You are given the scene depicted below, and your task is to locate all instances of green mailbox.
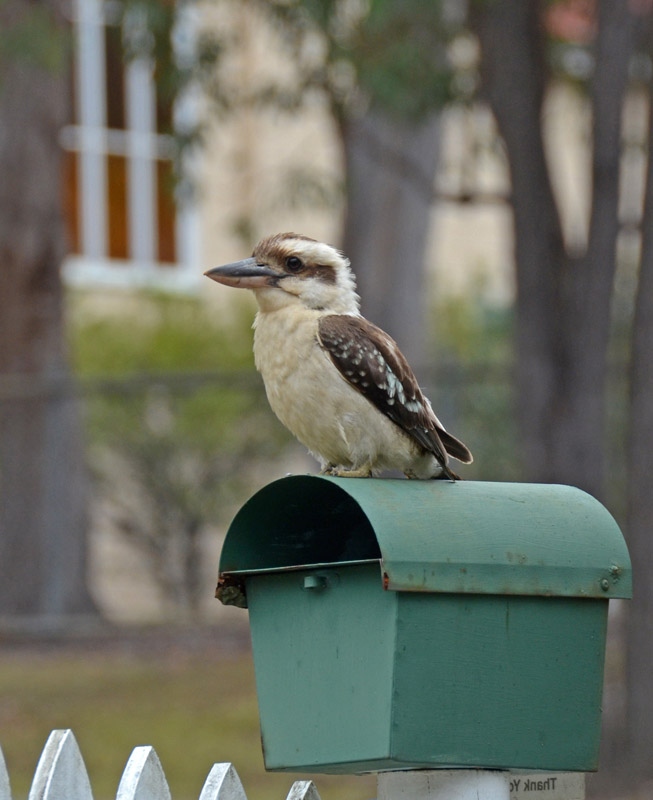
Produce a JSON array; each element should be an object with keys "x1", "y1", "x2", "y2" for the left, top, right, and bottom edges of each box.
[{"x1": 217, "y1": 476, "x2": 631, "y2": 775}]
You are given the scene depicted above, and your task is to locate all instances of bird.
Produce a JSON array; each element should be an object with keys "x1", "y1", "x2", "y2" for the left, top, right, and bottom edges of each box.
[{"x1": 204, "y1": 232, "x2": 473, "y2": 480}]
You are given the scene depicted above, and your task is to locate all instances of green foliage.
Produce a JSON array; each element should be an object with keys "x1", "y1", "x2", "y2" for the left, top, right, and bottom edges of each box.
[
  {"x1": 118, "y1": 0, "x2": 461, "y2": 138},
  {"x1": 434, "y1": 293, "x2": 514, "y2": 365},
  {"x1": 258, "y1": 0, "x2": 459, "y2": 122},
  {"x1": 70, "y1": 294, "x2": 292, "y2": 616},
  {"x1": 115, "y1": 0, "x2": 230, "y2": 116},
  {"x1": 109, "y1": 0, "x2": 222, "y2": 193},
  {"x1": 344, "y1": 0, "x2": 454, "y2": 118},
  {"x1": 430, "y1": 293, "x2": 518, "y2": 482},
  {"x1": 71, "y1": 293, "x2": 270, "y2": 454},
  {"x1": 73, "y1": 293, "x2": 254, "y2": 376},
  {"x1": 118, "y1": 0, "x2": 188, "y2": 127},
  {"x1": 102, "y1": 0, "x2": 464, "y2": 239},
  {"x1": 358, "y1": 40, "x2": 451, "y2": 119},
  {"x1": 0, "y1": 2, "x2": 70, "y2": 74}
]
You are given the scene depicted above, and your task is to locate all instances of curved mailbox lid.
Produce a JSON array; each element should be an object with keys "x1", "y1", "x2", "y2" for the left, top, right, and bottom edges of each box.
[{"x1": 217, "y1": 476, "x2": 632, "y2": 606}]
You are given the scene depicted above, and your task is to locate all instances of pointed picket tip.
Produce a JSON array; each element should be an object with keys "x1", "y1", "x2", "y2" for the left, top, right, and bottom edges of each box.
[
  {"x1": 116, "y1": 746, "x2": 171, "y2": 800},
  {"x1": 0, "y1": 744, "x2": 12, "y2": 800},
  {"x1": 198, "y1": 763, "x2": 246, "y2": 800},
  {"x1": 285, "y1": 781, "x2": 321, "y2": 800},
  {"x1": 28, "y1": 730, "x2": 93, "y2": 800}
]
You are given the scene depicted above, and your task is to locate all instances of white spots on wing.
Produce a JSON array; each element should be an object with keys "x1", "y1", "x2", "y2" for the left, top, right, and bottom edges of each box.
[
  {"x1": 322, "y1": 321, "x2": 426, "y2": 423},
  {"x1": 367, "y1": 348, "x2": 424, "y2": 416},
  {"x1": 334, "y1": 338, "x2": 355, "y2": 361},
  {"x1": 405, "y1": 399, "x2": 423, "y2": 413},
  {"x1": 385, "y1": 369, "x2": 406, "y2": 405}
]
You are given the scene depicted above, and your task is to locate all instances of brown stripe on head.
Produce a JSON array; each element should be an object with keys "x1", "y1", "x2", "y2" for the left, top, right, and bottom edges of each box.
[
  {"x1": 253, "y1": 233, "x2": 339, "y2": 284},
  {"x1": 309, "y1": 264, "x2": 337, "y2": 284},
  {"x1": 252, "y1": 232, "x2": 317, "y2": 261}
]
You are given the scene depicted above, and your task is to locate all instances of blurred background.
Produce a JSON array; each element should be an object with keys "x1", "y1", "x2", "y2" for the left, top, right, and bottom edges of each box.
[{"x1": 1, "y1": 0, "x2": 652, "y2": 798}]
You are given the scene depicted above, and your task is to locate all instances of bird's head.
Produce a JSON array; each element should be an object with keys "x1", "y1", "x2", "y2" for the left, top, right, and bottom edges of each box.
[{"x1": 204, "y1": 233, "x2": 360, "y2": 315}]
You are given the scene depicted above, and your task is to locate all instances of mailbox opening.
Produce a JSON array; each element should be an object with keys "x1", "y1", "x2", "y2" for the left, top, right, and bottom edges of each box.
[{"x1": 217, "y1": 476, "x2": 381, "y2": 607}]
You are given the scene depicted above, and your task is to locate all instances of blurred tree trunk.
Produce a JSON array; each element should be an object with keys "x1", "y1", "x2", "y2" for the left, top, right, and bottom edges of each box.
[
  {"x1": 475, "y1": 0, "x2": 634, "y2": 500},
  {"x1": 476, "y1": 0, "x2": 650, "y2": 793},
  {"x1": 341, "y1": 110, "x2": 441, "y2": 369},
  {"x1": 475, "y1": 0, "x2": 565, "y2": 481},
  {"x1": 625, "y1": 66, "x2": 653, "y2": 787},
  {"x1": 0, "y1": 0, "x2": 95, "y2": 619}
]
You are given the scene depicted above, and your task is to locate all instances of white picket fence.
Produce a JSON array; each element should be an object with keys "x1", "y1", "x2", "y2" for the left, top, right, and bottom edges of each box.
[
  {"x1": 0, "y1": 730, "x2": 321, "y2": 800},
  {"x1": 0, "y1": 729, "x2": 587, "y2": 800}
]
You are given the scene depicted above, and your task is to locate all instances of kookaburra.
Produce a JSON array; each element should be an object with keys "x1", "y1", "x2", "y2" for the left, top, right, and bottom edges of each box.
[{"x1": 205, "y1": 233, "x2": 473, "y2": 480}]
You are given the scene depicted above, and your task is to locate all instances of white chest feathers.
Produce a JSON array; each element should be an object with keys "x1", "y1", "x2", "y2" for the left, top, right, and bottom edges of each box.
[{"x1": 252, "y1": 307, "x2": 433, "y2": 476}]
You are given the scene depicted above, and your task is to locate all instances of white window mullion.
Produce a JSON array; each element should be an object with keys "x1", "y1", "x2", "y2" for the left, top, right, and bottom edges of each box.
[
  {"x1": 64, "y1": 0, "x2": 203, "y2": 291},
  {"x1": 75, "y1": 0, "x2": 108, "y2": 260},
  {"x1": 125, "y1": 13, "x2": 158, "y2": 266}
]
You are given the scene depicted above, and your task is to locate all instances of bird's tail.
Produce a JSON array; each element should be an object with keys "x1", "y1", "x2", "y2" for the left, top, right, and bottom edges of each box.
[{"x1": 439, "y1": 429, "x2": 473, "y2": 464}]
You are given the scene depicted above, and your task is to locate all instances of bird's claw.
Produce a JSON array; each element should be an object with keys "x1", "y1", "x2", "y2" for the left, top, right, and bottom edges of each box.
[{"x1": 323, "y1": 465, "x2": 372, "y2": 478}]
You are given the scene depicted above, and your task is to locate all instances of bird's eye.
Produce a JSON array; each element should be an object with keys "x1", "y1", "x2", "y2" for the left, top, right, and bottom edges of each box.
[{"x1": 285, "y1": 256, "x2": 304, "y2": 272}]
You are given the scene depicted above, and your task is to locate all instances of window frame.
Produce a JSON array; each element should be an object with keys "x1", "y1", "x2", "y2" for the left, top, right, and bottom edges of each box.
[{"x1": 62, "y1": 0, "x2": 201, "y2": 292}]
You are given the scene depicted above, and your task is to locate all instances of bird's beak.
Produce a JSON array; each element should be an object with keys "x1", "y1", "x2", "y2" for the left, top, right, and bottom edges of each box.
[{"x1": 204, "y1": 258, "x2": 280, "y2": 289}]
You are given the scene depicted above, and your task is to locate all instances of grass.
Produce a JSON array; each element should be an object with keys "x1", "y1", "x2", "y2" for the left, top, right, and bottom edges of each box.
[{"x1": 0, "y1": 642, "x2": 376, "y2": 800}]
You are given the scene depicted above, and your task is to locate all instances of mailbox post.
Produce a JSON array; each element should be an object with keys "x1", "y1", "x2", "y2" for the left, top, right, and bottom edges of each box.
[{"x1": 216, "y1": 477, "x2": 631, "y2": 798}]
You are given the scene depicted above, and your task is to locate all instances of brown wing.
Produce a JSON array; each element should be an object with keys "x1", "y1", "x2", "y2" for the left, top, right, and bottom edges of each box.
[{"x1": 317, "y1": 315, "x2": 473, "y2": 466}]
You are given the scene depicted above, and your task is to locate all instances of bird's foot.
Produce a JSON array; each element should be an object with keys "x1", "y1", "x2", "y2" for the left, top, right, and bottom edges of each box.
[
  {"x1": 404, "y1": 467, "x2": 460, "y2": 481},
  {"x1": 325, "y1": 465, "x2": 373, "y2": 478}
]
